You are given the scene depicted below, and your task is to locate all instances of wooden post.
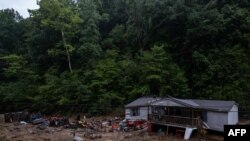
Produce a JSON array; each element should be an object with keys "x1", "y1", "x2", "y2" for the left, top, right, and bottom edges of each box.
[
  {"x1": 166, "y1": 126, "x2": 169, "y2": 135},
  {"x1": 192, "y1": 109, "x2": 194, "y2": 126},
  {"x1": 148, "y1": 104, "x2": 149, "y2": 120}
]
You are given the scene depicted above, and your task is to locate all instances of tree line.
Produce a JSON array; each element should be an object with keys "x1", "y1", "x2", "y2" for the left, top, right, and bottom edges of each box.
[{"x1": 0, "y1": 0, "x2": 249, "y2": 114}]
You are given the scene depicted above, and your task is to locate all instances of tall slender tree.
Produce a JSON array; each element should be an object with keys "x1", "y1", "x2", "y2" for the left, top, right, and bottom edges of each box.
[{"x1": 38, "y1": 0, "x2": 81, "y2": 73}]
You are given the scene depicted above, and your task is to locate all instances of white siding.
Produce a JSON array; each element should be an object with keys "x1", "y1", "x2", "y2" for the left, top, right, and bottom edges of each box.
[
  {"x1": 228, "y1": 105, "x2": 238, "y2": 125},
  {"x1": 125, "y1": 109, "x2": 131, "y2": 119},
  {"x1": 125, "y1": 107, "x2": 150, "y2": 120},
  {"x1": 206, "y1": 111, "x2": 228, "y2": 132}
]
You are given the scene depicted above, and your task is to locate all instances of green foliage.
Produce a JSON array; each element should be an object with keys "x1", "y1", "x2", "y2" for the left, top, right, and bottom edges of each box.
[
  {"x1": 36, "y1": 0, "x2": 82, "y2": 72},
  {"x1": 86, "y1": 50, "x2": 124, "y2": 113},
  {"x1": 0, "y1": 0, "x2": 250, "y2": 113},
  {"x1": 39, "y1": 0, "x2": 81, "y2": 34},
  {"x1": 0, "y1": 9, "x2": 23, "y2": 55},
  {"x1": 192, "y1": 46, "x2": 250, "y2": 105},
  {"x1": 77, "y1": 0, "x2": 102, "y2": 63},
  {"x1": 134, "y1": 45, "x2": 189, "y2": 97},
  {"x1": 0, "y1": 55, "x2": 25, "y2": 77}
]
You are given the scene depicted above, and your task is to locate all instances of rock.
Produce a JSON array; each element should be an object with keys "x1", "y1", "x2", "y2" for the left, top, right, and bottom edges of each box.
[
  {"x1": 72, "y1": 132, "x2": 84, "y2": 141},
  {"x1": 11, "y1": 135, "x2": 18, "y2": 138},
  {"x1": 124, "y1": 133, "x2": 132, "y2": 138},
  {"x1": 20, "y1": 121, "x2": 28, "y2": 125},
  {"x1": 89, "y1": 134, "x2": 96, "y2": 139},
  {"x1": 45, "y1": 129, "x2": 51, "y2": 133},
  {"x1": 108, "y1": 128, "x2": 113, "y2": 132},
  {"x1": 97, "y1": 134, "x2": 102, "y2": 138},
  {"x1": 13, "y1": 127, "x2": 21, "y2": 131},
  {"x1": 13, "y1": 123, "x2": 20, "y2": 126},
  {"x1": 102, "y1": 121, "x2": 109, "y2": 126},
  {"x1": 88, "y1": 133, "x2": 102, "y2": 139},
  {"x1": 73, "y1": 136, "x2": 83, "y2": 141},
  {"x1": 28, "y1": 129, "x2": 35, "y2": 134},
  {"x1": 37, "y1": 124, "x2": 47, "y2": 130}
]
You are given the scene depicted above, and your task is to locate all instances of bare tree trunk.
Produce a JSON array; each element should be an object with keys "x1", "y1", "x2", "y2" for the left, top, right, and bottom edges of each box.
[{"x1": 61, "y1": 30, "x2": 73, "y2": 73}]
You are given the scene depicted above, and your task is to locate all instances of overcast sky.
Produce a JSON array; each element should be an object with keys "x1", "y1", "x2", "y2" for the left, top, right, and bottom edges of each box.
[{"x1": 0, "y1": 0, "x2": 39, "y2": 18}]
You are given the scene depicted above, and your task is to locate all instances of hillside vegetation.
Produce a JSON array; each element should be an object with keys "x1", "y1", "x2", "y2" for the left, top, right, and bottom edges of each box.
[{"x1": 0, "y1": 0, "x2": 249, "y2": 114}]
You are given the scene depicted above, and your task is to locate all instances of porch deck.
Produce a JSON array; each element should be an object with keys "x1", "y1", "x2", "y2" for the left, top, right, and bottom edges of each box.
[{"x1": 149, "y1": 114, "x2": 199, "y2": 128}]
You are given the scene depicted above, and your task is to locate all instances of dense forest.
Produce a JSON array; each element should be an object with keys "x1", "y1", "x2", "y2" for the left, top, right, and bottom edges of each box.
[{"x1": 0, "y1": 0, "x2": 249, "y2": 114}]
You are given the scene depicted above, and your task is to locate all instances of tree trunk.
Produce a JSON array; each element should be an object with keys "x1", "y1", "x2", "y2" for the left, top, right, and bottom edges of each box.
[{"x1": 61, "y1": 30, "x2": 73, "y2": 73}]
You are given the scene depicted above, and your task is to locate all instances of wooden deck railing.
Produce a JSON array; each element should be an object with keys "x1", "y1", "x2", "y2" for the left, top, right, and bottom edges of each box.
[{"x1": 149, "y1": 114, "x2": 199, "y2": 127}]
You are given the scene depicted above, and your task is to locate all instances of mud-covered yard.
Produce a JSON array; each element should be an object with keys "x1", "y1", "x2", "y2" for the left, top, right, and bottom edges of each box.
[{"x1": 0, "y1": 114, "x2": 223, "y2": 141}]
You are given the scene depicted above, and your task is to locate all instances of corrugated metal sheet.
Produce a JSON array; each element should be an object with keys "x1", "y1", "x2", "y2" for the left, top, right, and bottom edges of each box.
[
  {"x1": 151, "y1": 99, "x2": 184, "y2": 107},
  {"x1": 125, "y1": 96, "x2": 160, "y2": 108},
  {"x1": 126, "y1": 96, "x2": 237, "y2": 112},
  {"x1": 191, "y1": 99, "x2": 236, "y2": 112}
]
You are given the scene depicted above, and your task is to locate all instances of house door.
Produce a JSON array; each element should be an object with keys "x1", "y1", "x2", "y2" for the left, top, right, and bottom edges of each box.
[
  {"x1": 194, "y1": 110, "x2": 207, "y2": 122},
  {"x1": 201, "y1": 111, "x2": 207, "y2": 122}
]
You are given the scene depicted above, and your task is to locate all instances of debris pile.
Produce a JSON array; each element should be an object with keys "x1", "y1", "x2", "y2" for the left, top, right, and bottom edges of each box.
[
  {"x1": 4, "y1": 111, "x2": 29, "y2": 123},
  {"x1": 2, "y1": 111, "x2": 150, "y2": 141}
]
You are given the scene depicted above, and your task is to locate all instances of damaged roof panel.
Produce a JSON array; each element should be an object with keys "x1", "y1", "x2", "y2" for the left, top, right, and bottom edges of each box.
[
  {"x1": 125, "y1": 96, "x2": 160, "y2": 108},
  {"x1": 125, "y1": 96, "x2": 237, "y2": 112}
]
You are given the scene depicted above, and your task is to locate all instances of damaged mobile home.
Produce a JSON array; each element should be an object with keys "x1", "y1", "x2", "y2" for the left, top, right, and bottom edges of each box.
[
  {"x1": 125, "y1": 96, "x2": 238, "y2": 139},
  {"x1": 125, "y1": 96, "x2": 160, "y2": 120}
]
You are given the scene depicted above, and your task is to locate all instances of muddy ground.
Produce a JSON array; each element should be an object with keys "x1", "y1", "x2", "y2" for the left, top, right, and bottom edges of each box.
[{"x1": 0, "y1": 114, "x2": 223, "y2": 141}]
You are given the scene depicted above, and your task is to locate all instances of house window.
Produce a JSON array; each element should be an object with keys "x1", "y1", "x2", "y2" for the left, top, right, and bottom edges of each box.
[{"x1": 131, "y1": 108, "x2": 140, "y2": 116}]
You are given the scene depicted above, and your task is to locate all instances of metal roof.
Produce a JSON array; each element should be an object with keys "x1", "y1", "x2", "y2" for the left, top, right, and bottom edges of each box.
[
  {"x1": 191, "y1": 99, "x2": 236, "y2": 112},
  {"x1": 126, "y1": 96, "x2": 237, "y2": 112},
  {"x1": 150, "y1": 98, "x2": 184, "y2": 107},
  {"x1": 171, "y1": 98, "x2": 200, "y2": 107},
  {"x1": 125, "y1": 96, "x2": 160, "y2": 108},
  {"x1": 165, "y1": 98, "x2": 236, "y2": 112}
]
